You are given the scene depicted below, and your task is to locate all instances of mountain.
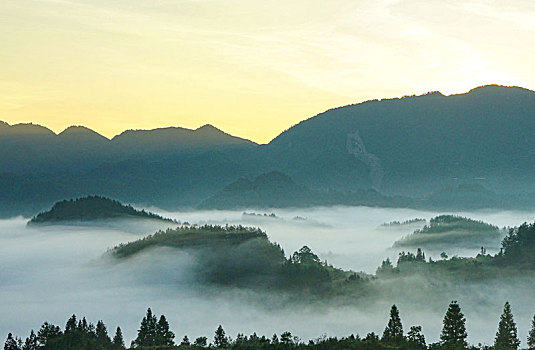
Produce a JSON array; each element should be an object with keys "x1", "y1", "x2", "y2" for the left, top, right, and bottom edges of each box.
[
  {"x1": 2, "y1": 85, "x2": 535, "y2": 216},
  {"x1": 110, "y1": 124, "x2": 255, "y2": 156},
  {"x1": 28, "y1": 196, "x2": 173, "y2": 224},
  {"x1": 260, "y1": 85, "x2": 535, "y2": 195},
  {"x1": 0, "y1": 123, "x2": 258, "y2": 216},
  {"x1": 199, "y1": 171, "x2": 413, "y2": 209}
]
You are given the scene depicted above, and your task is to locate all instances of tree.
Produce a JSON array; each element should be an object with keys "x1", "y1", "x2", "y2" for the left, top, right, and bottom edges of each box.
[
  {"x1": 180, "y1": 335, "x2": 190, "y2": 346},
  {"x1": 193, "y1": 336, "x2": 207, "y2": 347},
  {"x1": 36, "y1": 322, "x2": 62, "y2": 346},
  {"x1": 22, "y1": 330, "x2": 38, "y2": 350},
  {"x1": 155, "y1": 315, "x2": 175, "y2": 346},
  {"x1": 4, "y1": 334, "x2": 20, "y2": 350},
  {"x1": 382, "y1": 304, "x2": 404, "y2": 344},
  {"x1": 95, "y1": 320, "x2": 111, "y2": 347},
  {"x1": 65, "y1": 315, "x2": 77, "y2": 333},
  {"x1": 280, "y1": 331, "x2": 294, "y2": 344},
  {"x1": 528, "y1": 314, "x2": 535, "y2": 349},
  {"x1": 495, "y1": 301, "x2": 520, "y2": 350},
  {"x1": 112, "y1": 327, "x2": 125, "y2": 349},
  {"x1": 407, "y1": 326, "x2": 426, "y2": 349},
  {"x1": 132, "y1": 308, "x2": 157, "y2": 347},
  {"x1": 214, "y1": 325, "x2": 229, "y2": 348},
  {"x1": 376, "y1": 258, "x2": 397, "y2": 275},
  {"x1": 290, "y1": 246, "x2": 320, "y2": 265},
  {"x1": 440, "y1": 301, "x2": 467, "y2": 349}
]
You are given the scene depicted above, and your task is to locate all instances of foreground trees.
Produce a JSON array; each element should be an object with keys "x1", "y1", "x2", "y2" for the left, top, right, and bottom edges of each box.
[
  {"x1": 5, "y1": 301, "x2": 535, "y2": 349},
  {"x1": 382, "y1": 304, "x2": 404, "y2": 344},
  {"x1": 440, "y1": 301, "x2": 467, "y2": 349},
  {"x1": 494, "y1": 302, "x2": 520, "y2": 350},
  {"x1": 132, "y1": 308, "x2": 175, "y2": 347}
]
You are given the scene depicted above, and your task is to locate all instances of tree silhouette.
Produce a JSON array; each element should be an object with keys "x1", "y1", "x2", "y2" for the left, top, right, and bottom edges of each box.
[
  {"x1": 407, "y1": 325, "x2": 426, "y2": 349},
  {"x1": 22, "y1": 330, "x2": 38, "y2": 350},
  {"x1": 155, "y1": 315, "x2": 175, "y2": 345},
  {"x1": 4, "y1": 333, "x2": 21, "y2": 350},
  {"x1": 214, "y1": 325, "x2": 229, "y2": 348},
  {"x1": 528, "y1": 314, "x2": 535, "y2": 349},
  {"x1": 132, "y1": 308, "x2": 157, "y2": 347},
  {"x1": 382, "y1": 304, "x2": 404, "y2": 344},
  {"x1": 495, "y1": 301, "x2": 520, "y2": 350},
  {"x1": 180, "y1": 335, "x2": 190, "y2": 346},
  {"x1": 194, "y1": 336, "x2": 207, "y2": 347},
  {"x1": 112, "y1": 327, "x2": 125, "y2": 349},
  {"x1": 440, "y1": 301, "x2": 467, "y2": 348},
  {"x1": 95, "y1": 320, "x2": 111, "y2": 347}
]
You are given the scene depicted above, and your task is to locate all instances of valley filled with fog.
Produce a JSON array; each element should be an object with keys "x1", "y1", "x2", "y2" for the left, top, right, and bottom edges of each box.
[{"x1": 2, "y1": 206, "x2": 535, "y2": 346}]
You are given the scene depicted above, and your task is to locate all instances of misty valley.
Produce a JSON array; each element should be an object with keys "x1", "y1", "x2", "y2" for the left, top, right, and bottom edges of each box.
[
  {"x1": 3, "y1": 196, "x2": 535, "y2": 349},
  {"x1": 3, "y1": 85, "x2": 535, "y2": 350}
]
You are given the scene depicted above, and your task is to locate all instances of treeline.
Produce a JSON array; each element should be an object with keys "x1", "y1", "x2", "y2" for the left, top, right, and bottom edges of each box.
[
  {"x1": 111, "y1": 225, "x2": 267, "y2": 259},
  {"x1": 380, "y1": 218, "x2": 426, "y2": 227},
  {"x1": 6, "y1": 302, "x2": 535, "y2": 350}
]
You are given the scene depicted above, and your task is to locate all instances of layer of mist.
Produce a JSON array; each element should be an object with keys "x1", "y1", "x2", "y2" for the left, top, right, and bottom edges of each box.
[{"x1": 2, "y1": 206, "x2": 535, "y2": 346}]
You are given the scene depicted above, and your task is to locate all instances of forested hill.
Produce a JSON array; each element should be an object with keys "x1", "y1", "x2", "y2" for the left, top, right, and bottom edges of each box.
[
  {"x1": 261, "y1": 85, "x2": 535, "y2": 195},
  {"x1": 29, "y1": 196, "x2": 173, "y2": 224}
]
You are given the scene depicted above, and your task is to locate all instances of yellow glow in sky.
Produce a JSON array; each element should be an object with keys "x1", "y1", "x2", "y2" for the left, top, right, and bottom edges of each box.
[{"x1": 1, "y1": 0, "x2": 534, "y2": 143}]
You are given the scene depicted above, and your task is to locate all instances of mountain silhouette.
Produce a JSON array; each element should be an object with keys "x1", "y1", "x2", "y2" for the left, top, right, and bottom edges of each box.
[
  {"x1": 260, "y1": 85, "x2": 535, "y2": 195},
  {"x1": 2, "y1": 84, "x2": 535, "y2": 216}
]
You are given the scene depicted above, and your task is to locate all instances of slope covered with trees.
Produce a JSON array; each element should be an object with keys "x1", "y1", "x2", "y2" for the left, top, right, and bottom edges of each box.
[
  {"x1": 111, "y1": 224, "x2": 354, "y2": 293},
  {"x1": 29, "y1": 196, "x2": 174, "y2": 224},
  {"x1": 393, "y1": 215, "x2": 503, "y2": 249}
]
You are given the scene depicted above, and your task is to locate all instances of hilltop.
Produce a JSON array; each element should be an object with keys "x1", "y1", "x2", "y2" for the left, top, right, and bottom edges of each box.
[
  {"x1": 29, "y1": 196, "x2": 174, "y2": 225},
  {"x1": 393, "y1": 215, "x2": 503, "y2": 249}
]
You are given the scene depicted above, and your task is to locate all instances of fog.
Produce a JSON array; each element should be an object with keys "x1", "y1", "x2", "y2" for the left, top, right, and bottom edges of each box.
[{"x1": 2, "y1": 207, "x2": 535, "y2": 346}]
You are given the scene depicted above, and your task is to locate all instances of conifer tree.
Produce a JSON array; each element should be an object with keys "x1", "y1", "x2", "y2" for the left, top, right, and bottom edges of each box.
[
  {"x1": 181, "y1": 335, "x2": 190, "y2": 346},
  {"x1": 21, "y1": 330, "x2": 38, "y2": 350},
  {"x1": 407, "y1": 325, "x2": 426, "y2": 349},
  {"x1": 65, "y1": 315, "x2": 77, "y2": 333},
  {"x1": 36, "y1": 322, "x2": 62, "y2": 346},
  {"x1": 95, "y1": 320, "x2": 111, "y2": 346},
  {"x1": 4, "y1": 333, "x2": 20, "y2": 350},
  {"x1": 155, "y1": 315, "x2": 175, "y2": 345},
  {"x1": 112, "y1": 327, "x2": 125, "y2": 349},
  {"x1": 133, "y1": 308, "x2": 158, "y2": 347},
  {"x1": 194, "y1": 336, "x2": 207, "y2": 347},
  {"x1": 528, "y1": 314, "x2": 535, "y2": 349},
  {"x1": 495, "y1": 301, "x2": 520, "y2": 350},
  {"x1": 382, "y1": 304, "x2": 404, "y2": 344},
  {"x1": 214, "y1": 325, "x2": 229, "y2": 348},
  {"x1": 440, "y1": 301, "x2": 467, "y2": 348}
]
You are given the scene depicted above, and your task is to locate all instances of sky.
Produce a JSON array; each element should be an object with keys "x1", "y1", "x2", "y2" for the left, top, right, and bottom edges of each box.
[{"x1": 1, "y1": 0, "x2": 534, "y2": 143}]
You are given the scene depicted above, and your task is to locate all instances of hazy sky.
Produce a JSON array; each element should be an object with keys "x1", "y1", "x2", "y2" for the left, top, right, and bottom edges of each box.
[{"x1": 1, "y1": 0, "x2": 534, "y2": 143}]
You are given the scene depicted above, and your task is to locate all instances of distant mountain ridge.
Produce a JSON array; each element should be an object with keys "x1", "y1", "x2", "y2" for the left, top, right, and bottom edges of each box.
[
  {"x1": 261, "y1": 85, "x2": 535, "y2": 195},
  {"x1": 2, "y1": 84, "x2": 535, "y2": 216}
]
